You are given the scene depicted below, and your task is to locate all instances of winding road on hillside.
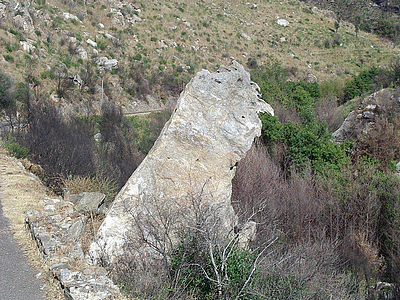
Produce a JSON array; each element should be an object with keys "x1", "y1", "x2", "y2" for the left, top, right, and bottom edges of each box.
[{"x1": 0, "y1": 203, "x2": 44, "y2": 300}]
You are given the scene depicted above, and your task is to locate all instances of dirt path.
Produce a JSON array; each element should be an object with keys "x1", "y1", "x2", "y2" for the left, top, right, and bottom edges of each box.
[{"x1": 0, "y1": 149, "x2": 64, "y2": 300}]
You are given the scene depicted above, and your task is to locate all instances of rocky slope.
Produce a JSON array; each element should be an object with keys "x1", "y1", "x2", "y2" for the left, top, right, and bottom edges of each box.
[{"x1": 0, "y1": 0, "x2": 399, "y2": 115}]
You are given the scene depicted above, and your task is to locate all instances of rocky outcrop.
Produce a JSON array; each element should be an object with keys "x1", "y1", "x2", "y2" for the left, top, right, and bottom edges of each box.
[
  {"x1": 88, "y1": 61, "x2": 274, "y2": 264},
  {"x1": 26, "y1": 194, "x2": 121, "y2": 300},
  {"x1": 332, "y1": 88, "x2": 400, "y2": 142}
]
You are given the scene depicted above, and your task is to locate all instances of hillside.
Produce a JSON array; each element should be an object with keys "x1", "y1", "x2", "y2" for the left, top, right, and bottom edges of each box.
[
  {"x1": 2, "y1": 0, "x2": 400, "y2": 299},
  {"x1": 1, "y1": 0, "x2": 399, "y2": 114}
]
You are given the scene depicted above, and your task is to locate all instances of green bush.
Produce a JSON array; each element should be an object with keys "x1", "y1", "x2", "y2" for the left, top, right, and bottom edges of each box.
[
  {"x1": 259, "y1": 112, "x2": 347, "y2": 172},
  {"x1": 251, "y1": 61, "x2": 320, "y2": 111},
  {"x1": 3, "y1": 142, "x2": 28, "y2": 159},
  {"x1": 319, "y1": 78, "x2": 345, "y2": 100},
  {"x1": 344, "y1": 67, "x2": 379, "y2": 101},
  {"x1": 374, "y1": 19, "x2": 397, "y2": 40},
  {"x1": 3, "y1": 55, "x2": 14, "y2": 63},
  {"x1": 169, "y1": 233, "x2": 258, "y2": 299}
]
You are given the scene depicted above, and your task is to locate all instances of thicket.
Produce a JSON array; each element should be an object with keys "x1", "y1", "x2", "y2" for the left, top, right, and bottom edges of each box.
[
  {"x1": 246, "y1": 60, "x2": 400, "y2": 298},
  {"x1": 0, "y1": 71, "x2": 170, "y2": 198},
  {"x1": 106, "y1": 61, "x2": 400, "y2": 299}
]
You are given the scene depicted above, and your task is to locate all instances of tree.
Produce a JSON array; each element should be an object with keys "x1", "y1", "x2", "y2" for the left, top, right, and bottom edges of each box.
[
  {"x1": 355, "y1": 15, "x2": 361, "y2": 37},
  {"x1": 0, "y1": 70, "x2": 17, "y2": 130}
]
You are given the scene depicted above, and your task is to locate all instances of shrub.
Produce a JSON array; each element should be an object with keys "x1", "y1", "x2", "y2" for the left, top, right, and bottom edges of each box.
[
  {"x1": 170, "y1": 233, "x2": 258, "y2": 299},
  {"x1": 3, "y1": 141, "x2": 28, "y2": 159},
  {"x1": 250, "y1": 60, "x2": 290, "y2": 105},
  {"x1": 62, "y1": 175, "x2": 118, "y2": 203},
  {"x1": 3, "y1": 55, "x2": 14, "y2": 63},
  {"x1": 344, "y1": 67, "x2": 379, "y2": 102},
  {"x1": 0, "y1": 70, "x2": 14, "y2": 110},
  {"x1": 374, "y1": 19, "x2": 397, "y2": 40},
  {"x1": 246, "y1": 57, "x2": 258, "y2": 69},
  {"x1": 319, "y1": 78, "x2": 345, "y2": 100},
  {"x1": 259, "y1": 112, "x2": 346, "y2": 172}
]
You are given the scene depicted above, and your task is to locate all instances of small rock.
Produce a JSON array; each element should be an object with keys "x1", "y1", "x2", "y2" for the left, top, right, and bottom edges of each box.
[
  {"x1": 63, "y1": 12, "x2": 81, "y2": 23},
  {"x1": 86, "y1": 39, "x2": 97, "y2": 47},
  {"x1": 20, "y1": 40, "x2": 35, "y2": 52},
  {"x1": 362, "y1": 111, "x2": 375, "y2": 119},
  {"x1": 76, "y1": 46, "x2": 88, "y2": 60},
  {"x1": 94, "y1": 133, "x2": 102, "y2": 142},
  {"x1": 241, "y1": 33, "x2": 251, "y2": 41},
  {"x1": 104, "y1": 59, "x2": 118, "y2": 70},
  {"x1": 276, "y1": 19, "x2": 289, "y2": 27},
  {"x1": 307, "y1": 74, "x2": 318, "y2": 83},
  {"x1": 68, "y1": 218, "x2": 85, "y2": 242},
  {"x1": 75, "y1": 192, "x2": 106, "y2": 214}
]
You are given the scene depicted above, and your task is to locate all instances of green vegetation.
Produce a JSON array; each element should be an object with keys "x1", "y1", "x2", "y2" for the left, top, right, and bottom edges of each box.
[
  {"x1": 259, "y1": 112, "x2": 346, "y2": 171},
  {"x1": 1, "y1": 0, "x2": 400, "y2": 297},
  {"x1": 3, "y1": 141, "x2": 28, "y2": 159}
]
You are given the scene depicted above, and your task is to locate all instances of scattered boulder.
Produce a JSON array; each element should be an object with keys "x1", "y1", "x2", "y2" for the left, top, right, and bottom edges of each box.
[
  {"x1": 241, "y1": 33, "x2": 251, "y2": 41},
  {"x1": 86, "y1": 39, "x2": 97, "y2": 48},
  {"x1": 94, "y1": 57, "x2": 118, "y2": 69},
  {"x1": 94, "y1": 133, "x2": 103, "y2": 142},
  {"x1": 307, "y1": 73, "x2": 318, "y2": 83},
  {"x1": 13, "y1": 14, "x2": 35, "y2": 34},
  {"x1": 75, "y1": 192, "x2": 106, "y2": 214},
  {"x1": 367, "y1": 282, "x2": 394, "y2": 300},
  {"x1": 0, "y1": 2, "x2": 6, "y2": 18},
  {"x1": 103, "y1": 58, "x2": 118, "y2": 70},
  {"x1": 88, "y1": 61, "x2": 274, "y2": 264},
  {"x1": 76, "y1": 46, "x2": 88, "y2": 60},
  {"x1": 276, "y1": 18, "x2": 289, "y2": 27},
  {"x1": 104, "y1": 33, "x2": 121, "y2": 46},
  {"x1": 63, "y1": 12, "x2": 82, "y2": 23},
  {"x1": 20, "y1": 40, "x2": 36, "y2": 52}
]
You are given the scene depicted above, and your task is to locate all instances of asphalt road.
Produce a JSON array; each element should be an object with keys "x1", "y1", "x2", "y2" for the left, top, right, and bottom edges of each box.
[{"x1": 0, "y1": 202, "x2": 45, "y2": 300}]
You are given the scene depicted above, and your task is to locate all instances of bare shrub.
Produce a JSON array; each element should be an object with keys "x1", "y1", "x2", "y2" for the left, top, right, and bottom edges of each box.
[
  {"x1": 106, "y1": 188, "x2": 277, "y2": 299},
  {"x1": 121, "y1": 63, "x2": 150, "y2": 101},
  {"x1": 353, "y1": 117, "x2": 400, "y2": 170},
  {"x1": 273, "y1": 102, "x2": 302, "y2": 124},
  {"x1": 232, "y1": 140, "x2": 325, "y2": 245},
  {"x1": 96, "y1": 101, "x2": 141, "y2": 188},
  {"x1": 315, "y1": 96, "x2": 344, "y2": 132},
  {"x1": 19, "y1": 100, "x2": 95, "y2": 193},
  {"x1": 251, "y1": 241, "x2": 360, "y2": 299}
]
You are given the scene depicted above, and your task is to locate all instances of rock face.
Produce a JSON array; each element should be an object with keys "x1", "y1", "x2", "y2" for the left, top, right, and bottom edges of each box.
[
  {"x1": 88, "y1": 61, "x2": 274, "y2": 263},
  {"x1": 332, "y1": 88, "x2": 400, "y2": 142},
  {"x1": 26, "y1": 195, "x2": 121, "y2": 300}
]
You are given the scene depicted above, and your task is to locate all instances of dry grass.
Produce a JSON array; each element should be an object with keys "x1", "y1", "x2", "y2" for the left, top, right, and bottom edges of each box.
[
  {"x1": 80, "y1": 213, "x2": 105, "y2": 253},
  {"x1": 0, "y1": 148, "x2": 64, "y2": 300},
  {"x1": 62, "y1": 175, "x2": 118, "y2": 203},
  {"x1": 0, "y1": 147, "x2": 131, "y2": 299},
  {"x1": 0, "y1": 0, "x2": 399, "y2": 111}
]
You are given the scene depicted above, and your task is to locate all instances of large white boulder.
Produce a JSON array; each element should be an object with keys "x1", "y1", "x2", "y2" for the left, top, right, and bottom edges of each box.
[{"x1": 88, "y1": 61, "x2": 274, "y2": 264}]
